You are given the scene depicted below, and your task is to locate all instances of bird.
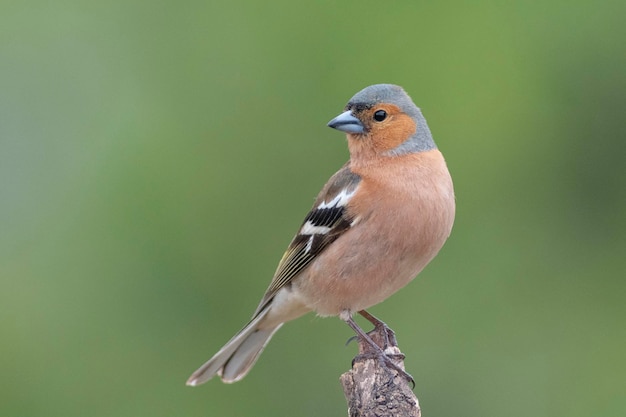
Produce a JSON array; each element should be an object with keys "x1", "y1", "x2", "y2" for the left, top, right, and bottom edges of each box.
[{"x1": 186, "y1": 84, "x2": 455, "y2": 386}]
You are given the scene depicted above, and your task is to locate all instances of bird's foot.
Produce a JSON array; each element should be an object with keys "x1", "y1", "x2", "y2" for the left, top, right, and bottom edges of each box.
[
  {"x1": 359, "y1": 310, "x2": 399, "y2": 350},
  {"x1": 344, "y1": 311, "x2": 415, "y2": 388}
]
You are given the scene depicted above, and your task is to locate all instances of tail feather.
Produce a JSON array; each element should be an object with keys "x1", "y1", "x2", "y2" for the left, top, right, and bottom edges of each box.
[
  {"x1": 186, "y1": 308, "x2": 281, "y2": 386},
  {"x1": 219, "y1": 324, "x2": 282, "y2": 383}
]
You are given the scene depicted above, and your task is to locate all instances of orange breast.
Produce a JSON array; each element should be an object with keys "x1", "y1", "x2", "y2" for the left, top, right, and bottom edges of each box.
[{"x1": 294, "y1": 149, "x2": 455, "y2": 316}]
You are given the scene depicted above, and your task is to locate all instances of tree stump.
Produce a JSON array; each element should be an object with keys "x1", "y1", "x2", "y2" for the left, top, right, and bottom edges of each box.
[{"x1": 340, "y1": 328, "x2": 420, "y2": 417}]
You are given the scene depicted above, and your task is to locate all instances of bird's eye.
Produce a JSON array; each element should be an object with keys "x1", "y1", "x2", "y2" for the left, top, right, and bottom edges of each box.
[{"x1": 373, "y1": 110, "x2": 387, "y2": 122}]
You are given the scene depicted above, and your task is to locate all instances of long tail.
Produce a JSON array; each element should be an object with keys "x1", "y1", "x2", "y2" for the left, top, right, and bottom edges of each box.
[{"x1": 186, "y1": 307, "x2": 282, "y2": 385}]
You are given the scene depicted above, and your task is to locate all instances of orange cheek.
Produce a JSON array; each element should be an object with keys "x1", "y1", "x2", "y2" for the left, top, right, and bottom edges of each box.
[{"x1": 372, "y1": 114, "x2": 416, "y2": 152}]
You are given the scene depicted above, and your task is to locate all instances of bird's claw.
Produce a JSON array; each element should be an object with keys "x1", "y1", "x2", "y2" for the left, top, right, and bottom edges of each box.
[
  {"x1": 345, "y1": 335, "x2": 359, "y2": 346},
  {"x1": 352, "y1": 349, "x2": 415, "y2": 389}
]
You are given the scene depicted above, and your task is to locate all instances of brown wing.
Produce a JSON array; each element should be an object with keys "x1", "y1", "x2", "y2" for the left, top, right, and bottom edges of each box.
[{"x1": 253, "y1": 163, "x2": 361, "y2": 315}]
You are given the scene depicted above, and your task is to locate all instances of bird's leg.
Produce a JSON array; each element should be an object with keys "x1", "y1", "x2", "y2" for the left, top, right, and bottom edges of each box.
[
  {"x1": 343, "y1": 314, "x2": 415, "y2": 387},
  {"x1": 358, "y1": 309, "x2": 398, "y2": 349}
]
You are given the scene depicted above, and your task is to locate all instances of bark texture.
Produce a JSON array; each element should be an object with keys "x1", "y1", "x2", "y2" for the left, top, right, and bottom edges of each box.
[{"x1": 340, "y1": 329, "x2": 420, "y2": 417}]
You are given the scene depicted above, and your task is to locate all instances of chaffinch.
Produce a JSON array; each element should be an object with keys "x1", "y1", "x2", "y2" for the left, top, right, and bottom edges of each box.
[{"x1": 187, "y1": 84, "x2": 455, "y2": 386}]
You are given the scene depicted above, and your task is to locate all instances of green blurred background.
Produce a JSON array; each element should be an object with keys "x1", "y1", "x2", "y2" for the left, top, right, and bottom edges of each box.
[{"x1": 2, "y1": 0, "x2": 625, "y2": 416}]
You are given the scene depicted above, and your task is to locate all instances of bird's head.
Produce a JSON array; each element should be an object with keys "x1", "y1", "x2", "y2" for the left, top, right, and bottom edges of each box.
[{"x1": 327, "y1": 84, "x2": 436, "y2": 162}]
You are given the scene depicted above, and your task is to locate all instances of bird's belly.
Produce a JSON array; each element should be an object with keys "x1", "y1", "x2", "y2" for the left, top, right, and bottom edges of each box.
[
  {"x1": 295, "y1": 213, "x2": 447, "y2": 316},
  {"x1": 294, "y1": 150, "x2": 455, "y2": 317}
]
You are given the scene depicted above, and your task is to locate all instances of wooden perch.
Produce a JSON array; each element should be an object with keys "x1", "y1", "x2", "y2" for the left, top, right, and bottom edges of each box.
[{"x1": 340, "y1": 327, "x2": 420, "y2": 417}]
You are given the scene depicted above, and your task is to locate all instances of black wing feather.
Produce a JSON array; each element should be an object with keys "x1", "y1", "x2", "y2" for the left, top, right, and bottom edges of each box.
[{"x1": 253, "y1": 164, "x2": 361, "y2": 315}]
